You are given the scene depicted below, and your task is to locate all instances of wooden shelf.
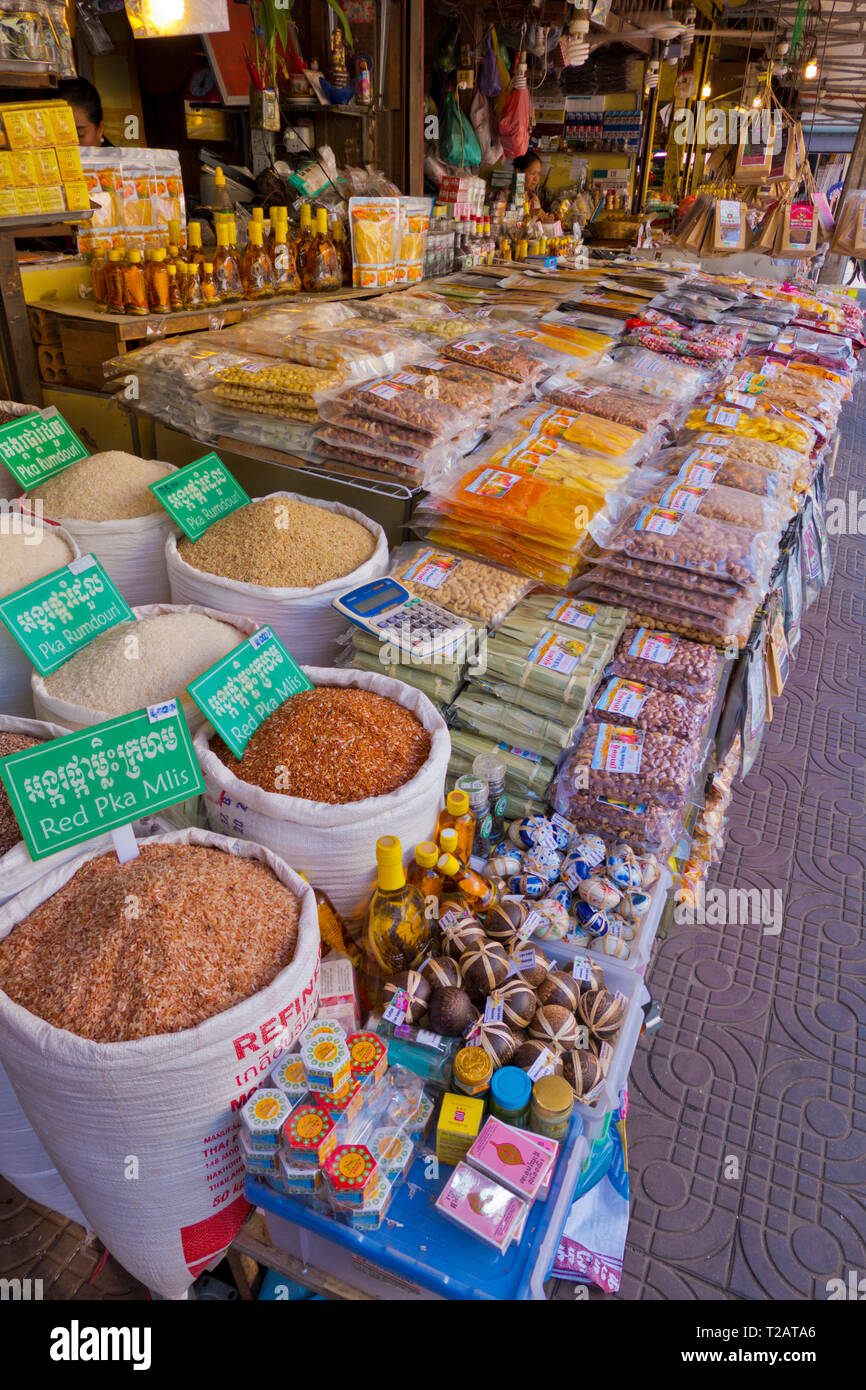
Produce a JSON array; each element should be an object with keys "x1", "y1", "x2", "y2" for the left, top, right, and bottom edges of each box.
[{"x1": 0, "y1": 64, "x2": 58, "y2": 90}]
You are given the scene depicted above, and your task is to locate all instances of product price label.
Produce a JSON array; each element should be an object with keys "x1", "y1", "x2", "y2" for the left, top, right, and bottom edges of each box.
[
  {"x1": 633, "y1": 506, "x2": 681, "y2": 537},
  {"x1": 679, "y1": 459, "x2": 719, "y2": 487},
  {"x1": 0, "y1": 553, "x2": 133, "y2": 676},
  {"x1": 546, "y1": 597, "x2": 598, "y2": 630},
  {"x1": 463, "y1": 467, "x2": 522, "y2": 500},
  {"x1": 515, "y1": 909, "x2": 544, "y2": 944},
  {"x1": 484, "y1": 994, "x2": 504, "y2": 1024},
  {"x1": 497, "y1": 741, "x2": 543, "y2": 764},
  {"x1": 0, "y1": 701, "x2": 204, "y2": 860},
  {"x1": 591, "y1": 724, "x2": 644, "y2": 776},
  {"x1": 528, "y1": 629, "x2": 587, "y2": 675},
  {"x1": 186, "y1": 626, "x2": 313, "y2": 759},
  {"x1": 594, "y1": 677, "x2": 650, "y2": 718},
  {"x1": 598, "y1": 1041, "x2": 614, "y2": 1070},
  {"x1": 450, "y1": 338, "x2": 496, "y2": 355},
  {"x1": 402, "y1": 548, "x2": 461, "y2": 590},
  {"x1": 705, "y1": 404, "x2": 741, "y2": 430},
  {"x1": 723, "y1": 390, "x2": 755, "y2": 409},
  {"x1": 383, "y1": 990, "x2": 409, "y2": 1025},
  {"x1": 628, "y1": 628, "x2": 678, "y2": 664},
  {"x1": 149, "y1": 452, "x2": 250, "y2": 542},
  {"x1": 527, "y1": 1047, "x2": 557, "y2": 1081},
  {"x1": 659, "y1": 482, "x2": 706, "y2": 515},
  {"x1": 572, "y1": 957, "x2": 593, "y2": 983},
  {"x1": 0, "y1": 407, "x2": 88, "y2": 491},
  {"x1": 606, "y1": 916, "x2": 624, "y2": 938}
]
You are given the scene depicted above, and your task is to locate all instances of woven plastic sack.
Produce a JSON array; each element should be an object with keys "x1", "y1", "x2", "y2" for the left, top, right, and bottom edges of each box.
[
  {"x1": 0, "y1": 519, "x2": 80, "y2": 717},
  {"x1": 25, "y1": 462, "x2": 181, "y2": 608},
  {"x1": 0, "y1": 827, "x2": 321, "y2": 1298},
  {"x1": 166, "y1": 492, "x2": 388, "y2": 667},
  {"x1": 31, "y1": 602, "x2": 257, "y2": 736},
  {"x1": 194, "y1": 665, "x2": 450, "y2": 923}
]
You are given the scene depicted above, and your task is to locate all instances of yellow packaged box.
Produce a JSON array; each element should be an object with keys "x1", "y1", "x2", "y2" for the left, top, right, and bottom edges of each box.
[
  {"x1": 35, "y1": 149, "x2": 60, "y2": 183},
  {"x1": 16, "y1": 188, "x2": 40, "y2": 215},
  {"x1": 0, "y1": 154, "x2": 11, "y2": 190},
  {"x1": 38, "y1": 186, "x2": 66, "y2": 215},
  {"x1": 56, "y1": 146, "x2": 83, "y2": 182},
  {"x1": 0, "y1": 188, "x2": 19, "y2": 217},
  {"x1": 47, "y1": 104, "x2": 79, "y2": 148},
  {"x1": 63, "y1": 181, "x2": 91, "y2": 212},
  {"x1": 10, "y1": 152, "x2": 39, "y2": 189},
  {"x1": 436, "y1": 1092, "x2": 485, "y2": 1165},
  {"x1": 2, "y1": 105, "x2": 52, "y2": 149}
]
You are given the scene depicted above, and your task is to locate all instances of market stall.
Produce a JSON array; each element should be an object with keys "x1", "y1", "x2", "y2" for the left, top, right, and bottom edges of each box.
[{"x1": 0, "y1": 0, "x2": 863, "y2": 1316}]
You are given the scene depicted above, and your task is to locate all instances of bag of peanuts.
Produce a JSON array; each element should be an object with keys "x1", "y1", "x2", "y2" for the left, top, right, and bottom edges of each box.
[{"x1": 0, "y1": 827, "x2": 321, "y2": 1298}]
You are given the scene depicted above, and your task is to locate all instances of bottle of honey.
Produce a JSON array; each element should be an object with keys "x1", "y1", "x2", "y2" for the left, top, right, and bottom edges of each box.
[
  {"x1": 91, "y1": 246, "x2": 109, "y2": 310},
  {"x1": 407, "y1": 841, "x2": 444, "y2": 900},
  {"x1": 186, "y1": 221, "x2": 206, "y2": 280},
  {"x1": 124, "y1": 249, "x2": 148, "y2": 315},
  {"x1": 331, "y1": 217, "x2": 352, "y2": 285},
  {"x1": 212, "y1": 220, "x2": 243, "y2": 302},
  {"x1": 435, "y1": 789, "x2": 475, "y2": 863},
  {"x1": 106, "y1": 248, "x2": 126, "y2": 314},
  {"x1": 300, "y1": 206, "x2": 342, "y2": 292},
  {"x1": 241, "y1": 220, "x2": 276, "y2": 299},
  {"x1": 181, "y1": 260, "x2": 204, "y2": 309},
  {"x1": 167, "y1": 262, "x2": 183, "y2": 311},
  {"x1": 294, "y1": 203, "x2": 313, "y2": 264},
  {"x1": 271, "y1": 212, "x2": 300, "y2": 295},
  {"x1": 200, "y1": 261, "x2": 220, "y2": 305},
  {"x1": 147, "y1": 247, "x2": 170, "y2": 313}
]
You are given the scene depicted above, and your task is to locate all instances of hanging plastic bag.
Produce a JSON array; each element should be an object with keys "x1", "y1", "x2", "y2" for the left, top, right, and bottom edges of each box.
[
  {"x1": 439, "y1": 91, "x2": 482, "y2": 169},
  {"x1": 478, "y1": 30, "x2": 502, "y2": 100},
  {"x1": 434, "y1": 20, "x2": 459, "y2": 74},
  {"x1": 498, "y1": 52, "x2": 533, "y2": 160},
  {"x1": 470, "y1": 88, "x2": 503, "y2": 166}
]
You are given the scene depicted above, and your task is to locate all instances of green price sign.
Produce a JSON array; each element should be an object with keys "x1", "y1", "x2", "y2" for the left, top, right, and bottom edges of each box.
[
  {"x1": 186, "y1": 625, "x2": 313, "y2": 758},
  {"x1": 0, "y1": 408, "x2": 89, "y2": 491},
  {"x1": 149, "y1": 452, "x2": 250, "y2": 541},
  {"x1": 0, "y1": 553, "x2": 133, "y2": 676},
  {"x1": 0, "y1": 701, "x2": 205, "y2": 860}
]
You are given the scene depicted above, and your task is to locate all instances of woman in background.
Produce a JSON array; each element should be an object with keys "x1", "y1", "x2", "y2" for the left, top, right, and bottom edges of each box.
[
  {"x1": 512, "y1": 150, "x2": 544, "y2": 210},
  {"x1": 57, "y1": 78, "x2": 111, "y2": 147}
]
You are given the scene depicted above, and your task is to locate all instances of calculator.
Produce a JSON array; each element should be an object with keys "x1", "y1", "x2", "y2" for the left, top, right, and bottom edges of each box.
[{"x1": 333, "y1": 577, "x2": 474, "y2": 658}]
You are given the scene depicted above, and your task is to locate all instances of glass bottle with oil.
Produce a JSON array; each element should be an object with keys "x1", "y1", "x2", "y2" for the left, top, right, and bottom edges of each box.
[
  {"x1": 435, "y1": 788, "x2": 475, "y2": 863},
  {"x1": 363, "y1": 836, "x2": 431, "y2": 1004},
  {"x1": 212, "y1": 220, "x2": 243, "y2": 302},
  {"x1": 242, "y1": 220, "x2": 276, "y2": 299}
]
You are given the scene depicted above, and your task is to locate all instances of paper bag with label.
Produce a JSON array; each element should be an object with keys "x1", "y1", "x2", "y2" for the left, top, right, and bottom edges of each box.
[
  {"x1": 673, "y1": 193, "x2": 712, "y2": 251},
  {"x1": 829, "y1": 190, "x2": 866, "y2": 256},
  {"x1": 775, "y1": 199, "x2": 818, "y2": 258},
  {"x1": 707, "y1": 197, "x2": 747, "y2": 254},
  {"x1": 735, "y1": 117, "x2": 774, "y2": 183},
  {"x1": 750, "y1": 200, "x2": 782, "y2": 252},
  {"x1": 768, "y1": 121, "x2": 799, "y2": 185}
]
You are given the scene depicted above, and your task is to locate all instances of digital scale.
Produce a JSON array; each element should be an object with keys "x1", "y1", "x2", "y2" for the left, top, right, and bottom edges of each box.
[{"x1": 333, "y1": 577, "x2": 474, "y2": 658}]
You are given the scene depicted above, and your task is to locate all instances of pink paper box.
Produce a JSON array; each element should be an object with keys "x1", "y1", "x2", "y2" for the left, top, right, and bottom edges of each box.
[
  {"x1": 466, "y1": 1116, "x2": 556, "y2": 1202},
  {"x1": 435, "y1": 1162, "x2": 527, "y2": 1254}
]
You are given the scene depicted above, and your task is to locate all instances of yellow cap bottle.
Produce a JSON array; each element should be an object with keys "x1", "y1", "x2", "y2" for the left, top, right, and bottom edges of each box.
[
  {"x1": 414, "y1": 842, "x2": 439, "y2": 869},
  {"x1": 315, "y1": 206, "x2": 329, "y2": 237},
  {"x1": 440, "y1": 827, "x2": 459, "y2": 855},
  {"x1": 375, "y1": 835, "x2": 406, "y2": 892},
  {"x1": 187, "y1": 222, "x2": 202, "y2": 247},
  {"x1": 251, "y1": 206, "x2": 264, "y2": 223},
  {"x1": 248, "y1": 222, "x2": 263, "y2": 245},
  {"x1": 168, "y1": 218, "x2": 180, "y2": 244}
]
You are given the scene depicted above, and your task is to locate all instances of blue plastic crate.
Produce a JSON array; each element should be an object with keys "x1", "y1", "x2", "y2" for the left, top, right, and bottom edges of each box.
[{"x1": 248, "y1": 1113, "x2": 587, "y2": 1301}]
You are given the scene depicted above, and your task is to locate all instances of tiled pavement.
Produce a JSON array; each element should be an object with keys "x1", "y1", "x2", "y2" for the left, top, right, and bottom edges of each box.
[
  {"x1": 619, "y1": 381, "x2": 866, "y2": 1300},
  {"x1": 1, "y1": 388, "x2": 864, "y2": 1302}
]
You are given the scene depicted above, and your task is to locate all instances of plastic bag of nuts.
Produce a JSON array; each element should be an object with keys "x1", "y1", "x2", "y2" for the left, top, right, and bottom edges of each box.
[
  {"x1": 389, "y1": 543, "x2": 531, "y2": 629},
  {"x1": 596, "y1": 498, "x2": 777, "y2": 590},
  {"x1": 635, "y1": 477, "x2": 788, "y2": 535},
  {"x1": 649, "y1": 447, "x2": 789, "y2": 500},
  {"x1": 608, "y1": 627, "x2": 722, "y2": 698},
  {"x1": 585, "y1": 675, "x2": 714, "y2": 742},
  {"x1": 442, "y1": 334, "x2": 543, "y2": 384},
  {"x1": 551, "y1": 784, "x2": 686, "y2": 854},
  {"x1": 332, "y1": 376, "x2": 471, "y2": 442},
  {"x1": 564, "y1": 721, "x2": 702, "y2": 807}
]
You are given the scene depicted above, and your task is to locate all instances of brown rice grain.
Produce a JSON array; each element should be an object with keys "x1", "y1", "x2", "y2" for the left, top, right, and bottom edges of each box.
[
  {"x1": 0, "y1": 843, "x2": 301, "y2": 1042},
  {"x1": 177, "y1": 496, "x2": 376, "y2": 589},
  {"x1": 0, "y1": 732, "x2": 43, "y2": 856},
  {"x1": 212, "y1": 685, "x2": 431, "y2": 803}
]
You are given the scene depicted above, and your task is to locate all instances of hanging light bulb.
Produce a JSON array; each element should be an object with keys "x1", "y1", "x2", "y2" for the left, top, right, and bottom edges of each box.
[
  {"x1": 645, "y1": 59, "x2": 660, "y2": 91},
  {"x1": 804, "y1": 59, "x2": 818, "y2": 80},
  {"x1": 681, "y1": 5, "x2": 696, "y2": 57},
  {"x1": 562, "y1": 12, "x2": 590, "y2": 67},
  {"x1": 752, "y1": 96, "x2": 762, "y2": 108},
  {"x1": 701, "y1": 82, "x2": 712, "y2": 99}
]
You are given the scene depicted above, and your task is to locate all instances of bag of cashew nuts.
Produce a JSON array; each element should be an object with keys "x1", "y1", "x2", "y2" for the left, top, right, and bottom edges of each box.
[{"x1": 388, "y1": 542, "x2": 532, "y2": 630}]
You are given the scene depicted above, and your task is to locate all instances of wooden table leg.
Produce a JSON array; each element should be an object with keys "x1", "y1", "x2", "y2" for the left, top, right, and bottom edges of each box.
[{"x1": 0, "y1": 231, "x2": 42, "y2": 406}]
